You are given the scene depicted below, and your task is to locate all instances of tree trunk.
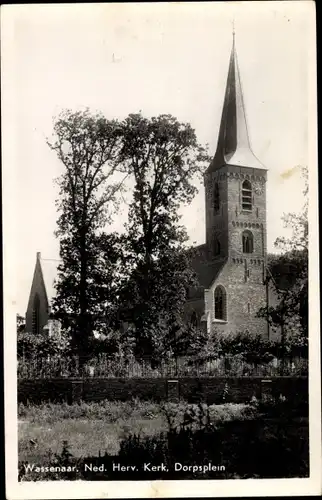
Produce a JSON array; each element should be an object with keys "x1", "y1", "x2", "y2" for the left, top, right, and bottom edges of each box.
[
  {"x1": 281, "y1": 318, "x2": 286, "y2": 376},
  {"x1": 77, "y1": 228, "x2": 90, "y2": 372}
]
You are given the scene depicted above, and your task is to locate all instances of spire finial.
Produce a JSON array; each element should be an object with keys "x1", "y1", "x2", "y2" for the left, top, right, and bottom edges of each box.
[{"x1": 232, "y1": 18, "x2": 235, "y2": 44}]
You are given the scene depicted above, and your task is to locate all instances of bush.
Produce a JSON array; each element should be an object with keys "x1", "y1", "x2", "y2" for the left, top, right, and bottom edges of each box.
[
  {"x1": 19, "y1": 398, "x2": 308, "y2": 481},
  {"x1": 17, "y1": 331, "x2": 71, "y2": 359},
  {"x1": 115, "y1": 398, "x2": 308, "y2": 479}
]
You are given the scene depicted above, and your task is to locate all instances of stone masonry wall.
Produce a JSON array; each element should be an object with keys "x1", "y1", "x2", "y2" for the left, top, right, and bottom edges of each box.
[
  {"x1": 205, "y1": 258, "x2": 269, "y2": 338},
  {"x1": 201, "y1": 165, "x2": 271, "y2": 338}
]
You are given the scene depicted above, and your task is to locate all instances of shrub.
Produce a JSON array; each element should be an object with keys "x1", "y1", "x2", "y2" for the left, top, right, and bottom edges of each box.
[
  {"x1": 18, "y1": 398, "x2": 308, "y2": 481},
  {"x1": 17, "y1": 331, "x2": 72, "y2": 359},
  {"x1": 115, "y1": 399, "x2": 308, "y2": 479}
]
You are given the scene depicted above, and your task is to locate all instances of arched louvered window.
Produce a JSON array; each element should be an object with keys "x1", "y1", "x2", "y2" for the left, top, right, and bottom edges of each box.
[
  {"x1": 242, "y1": 180, "x2": 252, "y2": 210},
  {"x1": 214, "y1": 286, "x2": 227, "y2": 321},
  {"x1": 213, "y1": 182, "x2": 220, "y2": 213},
  {"x1": 32, "y1": 294, "x2": 40, "y2": 335},
  {"x1": 242, "y1": 230, "x2": 254, "y2": 253}
]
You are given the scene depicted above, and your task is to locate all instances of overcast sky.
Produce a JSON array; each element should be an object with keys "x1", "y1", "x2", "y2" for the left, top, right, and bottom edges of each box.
[{"x1": 3, "y1": 2, "x2": 313, "y2": 314}]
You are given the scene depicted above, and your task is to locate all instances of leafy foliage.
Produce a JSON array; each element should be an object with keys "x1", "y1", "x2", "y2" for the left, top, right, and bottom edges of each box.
[
  {"x1": 18, "y1": 400, "x2": 308, "y2": 481},
  {"x1": 117, "y1": 113, "x2": 210, "y2": 360},
  {"x1": 47, "y1": 109, "x2": 125, "y2": 362},
  {"x1": 191, "y1": 330, "x2": 276, "y2": 365},
  {"x1": 17, "y1": 331, "x2": 71, "y2": 359},
  {"x1": 17, "y1": 314, "x2": 26, "y2": 334},
  {"x1": 258, "y1": 167, "x2": 308, "y2": 343}
]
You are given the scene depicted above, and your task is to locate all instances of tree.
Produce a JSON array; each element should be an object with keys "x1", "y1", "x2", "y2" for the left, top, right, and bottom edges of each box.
[
  {"x1": 17, "y1": 314, "x2": 25, "y2": 334},
  {"x1": 274, "y1": 166, "x2": 308, "y2": 332},
  {"x1": 47, "y1": 109, "x2": 125, "y2": 365},
  {"x1": 257, "y1": 167, "x2": 308, "y2": 359},
  {"x1": 275, "y1": 165, "x2": 308, "y2": 253},
  {"x1": 117, "y1": 113, "x2": 210, "y2": 361}
]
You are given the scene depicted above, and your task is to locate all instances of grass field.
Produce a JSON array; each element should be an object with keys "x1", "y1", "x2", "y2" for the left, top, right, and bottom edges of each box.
[{"x1": 18, "y1": 399, "x2": 255, "y2": 463}]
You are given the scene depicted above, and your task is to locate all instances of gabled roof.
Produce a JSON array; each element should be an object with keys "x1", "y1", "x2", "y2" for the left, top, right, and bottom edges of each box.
[
  {"x1": 207, "y1": 35, "x2": 265, "y2": 173},
  {"x1": 188, "y1": 244, "x2": 226, "y2": 299}
]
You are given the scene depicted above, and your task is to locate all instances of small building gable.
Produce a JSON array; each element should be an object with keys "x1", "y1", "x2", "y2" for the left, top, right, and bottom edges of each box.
[{"x1": 25, "y1": 252, "x2": 59, "y2": 334}]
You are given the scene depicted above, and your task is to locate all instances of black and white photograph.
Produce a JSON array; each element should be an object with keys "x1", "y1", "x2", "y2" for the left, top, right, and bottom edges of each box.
[{"x1": 2, "y1": 2, "x2": 320, "y2": 498}]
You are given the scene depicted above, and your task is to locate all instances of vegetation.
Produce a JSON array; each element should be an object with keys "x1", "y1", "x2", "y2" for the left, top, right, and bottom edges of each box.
[
  {"x1": 46, "y1": 110, "x2": 211, "y2": 364},
  {"x1": 18, "y1": 398, "x2": 308, "y2": 481},
  {"x1": 17, "y1": 331, "x2": 71, "y2": 360},
  {"x1": 117, "y1": 113, "x2": 210, "y2": 362},
  {"x1": 17, "y1": 350, "x2": 308, "y2": 379},
  {"x1": 17, "y1": 314, "x2": 25, "y2": 334},
  {"x1": 47, "y1": 109, "x2": 125, "y2": 366},
  {"x1": 18, "y1": 399, "x2": 251, "y2": 425},
  {"x1": 258, "y1": 166, "x2": 308, "y2": 361},
  {"x1": 187, "y1": 330, "x2": 308, "y2": 378},
  {"x1": 194, "y1": 331, "x2": 277, "y2": 365},
  {"x1": 18, "y1": 399, "x2": 251, "y2": 465},
  {"x1": 17, "y1": 112, "x2": 306, "y2": 370}
]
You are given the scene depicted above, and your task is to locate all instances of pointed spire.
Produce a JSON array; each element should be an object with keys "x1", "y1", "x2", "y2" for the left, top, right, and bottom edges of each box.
[{"x1": 208, "y1": 33, "x2": 265, "y2": 172}]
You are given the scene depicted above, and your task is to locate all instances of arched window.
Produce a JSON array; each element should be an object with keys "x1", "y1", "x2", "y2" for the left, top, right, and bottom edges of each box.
[
  {"x1": 190, "y1": 311, "x2": 198, "y2": 328},
  {"x1": 242, "y1": 230, "x2": 254, "y2": 253},
  {"x1": 214, "y1": 286, "x2": 227, "y2": 321},
  {"x1": 213, "y1": 182, "x2": 220, "y2": 213},
  {"x1": 32, "y1": 294, "x2": 40, "y2": 335},
  {"x1": 214, "y1": 237, "x2": 221, "y2": 256},
  {"x1": 242, "y1": 180, "x2": 252, "y2": 210}
]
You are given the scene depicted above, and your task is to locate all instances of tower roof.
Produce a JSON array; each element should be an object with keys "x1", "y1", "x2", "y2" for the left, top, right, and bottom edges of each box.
[{"x1": 207, "y1": 35, "x2": 265, "y2": 173}]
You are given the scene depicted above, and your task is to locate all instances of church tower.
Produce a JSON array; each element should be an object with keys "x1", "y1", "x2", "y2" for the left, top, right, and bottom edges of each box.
[
  {"x1": 205, "y1": 33, "x2": 267, "y2": 270},
  {"x1": 202, "y1": 33, "x2": 269, "y2": 337}
]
